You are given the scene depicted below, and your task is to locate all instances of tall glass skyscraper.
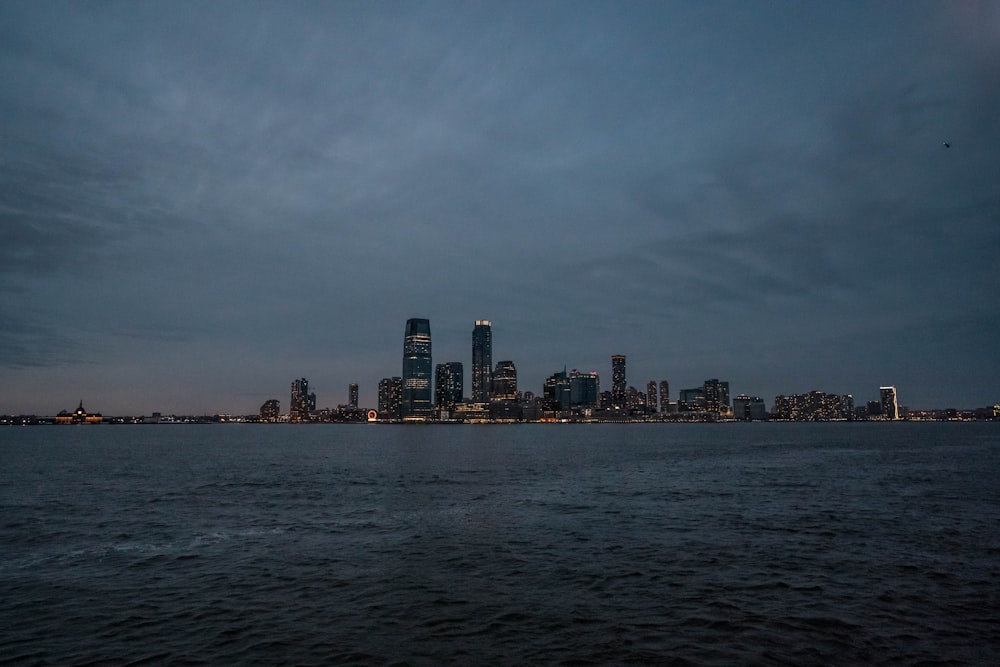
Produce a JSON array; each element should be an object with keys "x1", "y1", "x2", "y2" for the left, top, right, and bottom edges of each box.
[
  {"x1": 402, "y1": 318, "x2": 432, "y2": 419},
  {"x1": 435, "y1": 362, "x2": 463, "y2": 414},
  {"x1": 472, "y1": 320, "x2": 492, "y2": 402},
  {"x1": 611, "y1": 355, "x2": 626, "y2": 408},
  {"x1": 492, "y1": 360, "x2": 518, "y2": 401},
  {"x1": 880, "y1": 386, "x2": 899, "y2": 421}
]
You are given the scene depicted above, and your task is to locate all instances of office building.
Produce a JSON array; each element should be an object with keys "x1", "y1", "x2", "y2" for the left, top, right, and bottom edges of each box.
[
  {"x1": 378, "y1": 377, "x2": 403, "y2": 421},
  {"x1": 703, "y1": 378, "x2": 730, "y2": 416},
  {"x1": 543, "y1": 369, "x2": 572, "y2": 412},
  {"x1": 290, "y1": 378, "x2": 310, "y2": 422},
  {"x1": 880, "y1": 386, "x2": 899, "y2": 421},
  {"x1": 569, "y1": 370, "x2": 600, "y2": 409},
  {"x1": 647, "y1": 381, "x2": 658, "y2": 413},
  {"x1": 435, "y1": 362, "x2": 463, "y2": 413},
  {"x1": 348, "y1": 383, "x2": 359, "y2": 409},
  {"x1": 492, "y1": 360, "x2": 518, "y2": 401},
  {"x1": 402, "y1": 318, "x2": 433, "y2": 419},
  {"x1": 732, "y1": 394, "x2": 767, "y2": 421},
  {"x1": 611, "y1": 355, "x2": 626, "y2": 408},
  {"x1": 659, "y1": 380, "x2": 669, "y2": 411},
  {"x1": 260, "y1": 399, "x2": 280, "y2": 422},
  {"x1": 472, "y1": 320, "x2": 493, "y2": 402}
]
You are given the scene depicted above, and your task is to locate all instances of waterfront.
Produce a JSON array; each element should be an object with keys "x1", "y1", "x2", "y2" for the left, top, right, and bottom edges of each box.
[{"x1": 2, "y1": 423, "x2": 998, "y2": 664}]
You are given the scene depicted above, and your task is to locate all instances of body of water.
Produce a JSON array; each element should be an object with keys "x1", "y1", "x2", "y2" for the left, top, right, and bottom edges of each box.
[{"x1": 1, "y1": 423, "x2": 998, "y2": 665}]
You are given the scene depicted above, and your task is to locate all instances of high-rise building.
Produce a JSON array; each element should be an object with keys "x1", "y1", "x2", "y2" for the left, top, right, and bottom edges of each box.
[
  {"x1": 880, "y1": 386, "x2": 899, "y2": 421},
  {"x1": 611, "y1": 355, "x2": 626, "y2": 408},
  {"x1": 378, "y1": 377, "x2": 403, "y2": 421},
  {"x1": 472, "y1": 320, "x2": 493, "y2": 402},
  {"x1": 647, "y1": 381, "x2": 658, "y2": 413},
  {"x1": 402, "y1": 318, "x2": 433, "y2": 419},
  {"x1": 733, "y1": 394, "x2": 767, "y2": 421},
  {"x1": 569, "y1": 370, "x2": 600, "y2": 409},
  {"x1": 492, "y1": 360, "x2": 518, "y2": 401},
  {"x1": 259, "y1": 399, "x2": 280, "y2": 422},
  {"x1": 543, "y1": 369, "x2": 572, "y2": 412},
  {"x1": 659, "y1": 380, "x2": 669, "y2": 410},
  {"x1": 704, "y1": 378, "x2": 730, "y2": 416},
  {"x1": 435, "y1": 362, "x2": 463, "y2": 413},
  {"x1": 290, "y1": 378, "x2": 310, "y2": 422},
  {"x1": 348, "y1": 383, "x2": 359, "y2": 409}
]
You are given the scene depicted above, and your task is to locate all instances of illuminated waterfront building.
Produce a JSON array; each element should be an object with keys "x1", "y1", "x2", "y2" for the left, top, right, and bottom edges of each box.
[
  {"x1": 378, "y1": 377, "x2": 403, "y2": 421},
  {"x1": 55, "y1": 400, "x2": 103, "y2": 424},
  {"x1": 704, "y1": 378, "x2": 731, "y2": 416},
  {"x1": 492, "y1": 360, "x2": 518, "y2": 401},
  {"x1": 659, "y1": 380, "x2": 669, "y2": 410},
  {"x1": 647, "y1": 381, "x2": 658, "y2": 413},
  {"x1": 348, "y1": 384, "x2": 358, "y2": 409},
  {"x1": 611, "y1": 355, "x2": 626, "y2": 408},
  {"x1": 880, "y1": 386, "x2": 899, "y2": 421},
  {"x1": 543, "y1": 369, "x2": 572, "y2": 412},
  {"x1": 569, "y1": 370, "x2": 600, "y2": 409},
  {"x1": 290, "y1": 378, "x2": 310, "y2": 422},
  {"x1": 472, "y1": 320, "x2": 493, "y2": 402},
  {"x1": 435, "y1": 362, "x2": 464, "y2": 414},
  {"x1": 402, "y1": 318, "x2": 433, "y2": 419},
  {"x1": 732, "y1": 394, "x2": 767, "y2": 421},
  {"x1": 259, "y1": 399, "x2": 280, "y2": 422}
]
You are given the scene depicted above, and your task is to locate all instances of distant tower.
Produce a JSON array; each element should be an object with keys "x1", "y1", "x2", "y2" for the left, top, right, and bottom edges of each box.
[
  {"x1": 492, "y1": 360, "x2": 518, "y2": 401},
  {"x1": 472, "y1": 320, "x2": 493, "y2": 402},
  {"x1": 348, "y1": 383, "x2": 359, "y2": 409},
  {"x1": 260, "y1": 399, "x2": 280, "y2": 422},
  {"x1": 435, "y1": 362, "x2": 463, "y2": 413},
  {"x1": 378, "y1": 377, "x2": 403, "y2": 421},
  {"x1": 880, "y1": 386, "x2": 899, "y2": 421},
  {"x1": 659, "y1": 380, "x2": 669, "y2": 410},
  {"x1": 647, "y1": 381, "x2": 658, "y2": 413},
  {"x1": 290, "y1": 378, "x2": 310, "y2": 422},
  {"x1": 402, "y1": 318, "x2": 433, "y2": 419},
  {"x1": 611, "y1": 355, "x2": 626, "y2": 408}
]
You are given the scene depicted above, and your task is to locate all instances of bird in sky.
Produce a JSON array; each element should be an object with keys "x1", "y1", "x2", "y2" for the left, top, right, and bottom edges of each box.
[{"x1": 943, "y1": 142, "x2": 951, "y2": 148}]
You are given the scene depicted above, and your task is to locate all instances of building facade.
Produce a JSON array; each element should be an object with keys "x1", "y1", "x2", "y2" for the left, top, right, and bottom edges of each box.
[
  {"x1": 378, "y1": 377, "x2": 403, "y2": 421},
  {"x1": 492, "y1": 360, "x2": 518, "y2": 401},
  {"x1": 435, "y1": 362, "x2": 464, "y2": 414},
  {"x1": 472, "y1": 320, "x2": 493, "y2": 402},
  {"x1": 290, "y1": 378, "x2": 310, "y2": 422},
  {"x1": 402, "y1": 318, "x2": 433, "y2": 419},
  {"x1": 569, "y1": 370, "x2": 600, "y2": 409},
  {"x1": 611, "y1": 355, "x2": 626, "y2": 408},
  {"x1": 880, "y1": 386, "x2": 899, "y2": 420},
  {"x1": 348, "y1": 383, "x2": 359, "y2": 409}
]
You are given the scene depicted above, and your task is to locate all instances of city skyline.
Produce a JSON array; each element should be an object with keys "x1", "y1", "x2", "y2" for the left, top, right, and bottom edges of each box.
[{"x1": 2, "y1": 2, "x2": 998, "y2": 414}]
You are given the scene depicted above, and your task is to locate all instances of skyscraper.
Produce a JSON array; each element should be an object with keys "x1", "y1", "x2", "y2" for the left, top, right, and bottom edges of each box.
[
  {"x1": 348, "y1": 383, "x2": 359, "y2": 409},
  {"x1": 492, "y1": 360, "x2": 518, "y2": 401},
  {"x1": 647, "y1": 381, "x2": 658, "y2": 413},
  {"x1": 880, "y1": 386, "x2": 899, "y2": 421},
  {"x1": 290, "y1": 378, "x2": 310, "y2": 422},
  {"x1": 659, "y1": 380, "x2": 669, "y2": 410},
  {"x1": 704, "y1": 378, "x2": 730, "y2": 416},
  {"x1": 472, "y1": 320, "x2": 492, "y2": 402},
  {"x1": 402, "y1": 318, "x2": 432, "y2": 419},
  {"x1": 378, "y1": 377, "x2": 402, "y2": 421},
  {"x1": 435, "y1": 362, "x2": 463, "y2": 413},
  {"x1": 611, "y1": 355, "x2": 626, "y2": 408},
  {"x1": 569, "y1": 370, "x2": 600, "y2": 409}
]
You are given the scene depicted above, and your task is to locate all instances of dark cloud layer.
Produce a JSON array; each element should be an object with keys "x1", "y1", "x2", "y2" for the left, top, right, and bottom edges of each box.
[{"x1": 2, "y1": 1, "x2": 998, "y2": 413}]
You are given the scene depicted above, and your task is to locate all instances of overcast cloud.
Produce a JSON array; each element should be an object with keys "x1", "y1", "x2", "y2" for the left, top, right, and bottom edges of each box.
[{"x1": 2, "y1": 1, "x2": 998, "y2": 414}]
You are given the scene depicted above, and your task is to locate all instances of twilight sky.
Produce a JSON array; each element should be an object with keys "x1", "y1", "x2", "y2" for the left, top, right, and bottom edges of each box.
[{"x1": 2, "y1": 1, "x2": 998, "y2": 415}]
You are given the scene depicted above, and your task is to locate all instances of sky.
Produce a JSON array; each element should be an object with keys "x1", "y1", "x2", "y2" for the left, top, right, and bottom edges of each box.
[{"x1": 2, "y1": 1, "x2": 998, "y2": 415}]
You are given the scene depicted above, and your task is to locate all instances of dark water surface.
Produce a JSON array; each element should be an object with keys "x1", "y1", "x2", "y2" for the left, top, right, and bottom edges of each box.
[{"x1": 2, "y1": 423, "x2": 998, "y2": 665}]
